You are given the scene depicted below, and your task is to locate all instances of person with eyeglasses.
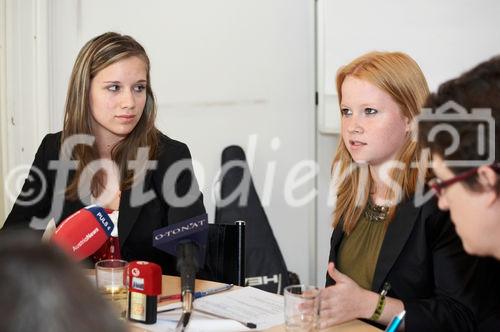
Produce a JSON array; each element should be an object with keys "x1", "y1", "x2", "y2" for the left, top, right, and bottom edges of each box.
[{"x1": 419, "y1": 55, "x2": 500, "y2": 332}]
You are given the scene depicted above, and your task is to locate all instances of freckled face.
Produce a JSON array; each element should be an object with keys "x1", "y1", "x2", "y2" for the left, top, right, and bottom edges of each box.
[
  {"x1": 340, "y1": 76, "x2": 410, "y2": 166},
  {"x1": 89, "y1": 56, "x2": 148, "y2": 144}
]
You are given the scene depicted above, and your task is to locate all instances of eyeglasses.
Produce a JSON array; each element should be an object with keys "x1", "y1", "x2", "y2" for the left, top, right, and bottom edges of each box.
[{"x1": 429, "y1": 164, "x2": 500, "y2": 196}]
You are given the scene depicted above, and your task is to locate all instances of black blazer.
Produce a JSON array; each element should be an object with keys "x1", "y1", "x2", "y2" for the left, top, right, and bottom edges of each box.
[
  {"x1": 326, "y1": 197, "x2": 478, "y2": 332},
  {"x1": 2, "y1": 132, "x2": 206, "y2": 275}
]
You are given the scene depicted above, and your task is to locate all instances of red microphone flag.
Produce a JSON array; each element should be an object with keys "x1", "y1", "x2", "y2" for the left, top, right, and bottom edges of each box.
[{"x1": 51, "y1": 205, "x2": 114, "y2": 261}]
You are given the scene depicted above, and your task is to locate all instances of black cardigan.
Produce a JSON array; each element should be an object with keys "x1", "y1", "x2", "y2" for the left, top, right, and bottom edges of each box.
[
  {"x1": 2, "y1": 131, "x2": 206, "y2": 275},
  {"x1": 326, "y1": 197, "x2": 478, "y2": 332}
]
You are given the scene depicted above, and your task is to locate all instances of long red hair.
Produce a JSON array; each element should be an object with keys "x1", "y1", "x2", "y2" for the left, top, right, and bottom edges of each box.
[{"x1": 332, "y1": 51, "x2": 430, "y2": 233}]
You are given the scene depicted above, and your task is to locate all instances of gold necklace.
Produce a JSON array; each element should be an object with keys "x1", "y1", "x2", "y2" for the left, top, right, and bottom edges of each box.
[{"x1": 364, "y1": 200, "x2": 389, "y2": 222}]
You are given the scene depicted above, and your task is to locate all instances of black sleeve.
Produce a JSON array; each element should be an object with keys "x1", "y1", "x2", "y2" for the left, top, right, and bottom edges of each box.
[
  {"x1": 403, "y1": 207, "x2": 477, "y2": 332},
  {"x1": 475, "y1": 258, "x2": 500, "y2": 331},
  {"x1": 155, "y1": 140, "x2": 206, "y2": 225},
  {"x1": 325, "y1": 228, "x2": 338, "y2": 287},
  {"x1": 2, "y1": 134, "x2": 54, "y2": 234}
]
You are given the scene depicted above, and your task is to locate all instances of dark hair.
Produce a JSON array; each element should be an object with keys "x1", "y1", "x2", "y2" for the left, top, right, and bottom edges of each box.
[
  {"x1": 0, "y1": 232, "x2": 126, "y2": 332},
  {"x1": 419, "y1": 55, "x2": 500, "y2": 191}
]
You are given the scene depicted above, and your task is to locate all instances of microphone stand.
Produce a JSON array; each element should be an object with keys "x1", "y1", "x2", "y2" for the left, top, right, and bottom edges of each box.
[
  {"x1": 175, "y1": 290, "x2": 193, "y2": 332},
  {"x1": 175, "y1": 242, "x2": 198, "y2": 331}
]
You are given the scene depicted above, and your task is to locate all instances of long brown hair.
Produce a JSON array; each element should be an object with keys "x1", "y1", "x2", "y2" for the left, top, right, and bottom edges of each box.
[
  {"x1": 332, "y1": 51, "x2": 430, "y2": 233},
  {"x1": 62, "y1": 32, "x2": 158, "y2": 199}
]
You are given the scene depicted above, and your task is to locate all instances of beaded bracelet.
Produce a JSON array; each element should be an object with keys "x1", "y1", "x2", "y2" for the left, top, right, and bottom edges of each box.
[{"x1": 370, "y1": 282, "x2": 391, "y2": 321}]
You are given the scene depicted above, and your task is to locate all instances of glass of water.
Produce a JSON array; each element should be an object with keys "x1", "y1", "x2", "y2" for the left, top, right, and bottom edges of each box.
[
  {"x1": 95, "y1": 259, "x2": 129, "y2": 320},
  {"x1": 284, "y1": 284, "x2": 320, "y2": 331}
]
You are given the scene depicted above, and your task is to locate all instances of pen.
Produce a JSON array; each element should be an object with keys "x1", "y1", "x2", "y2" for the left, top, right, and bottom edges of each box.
[
  {"x1": 159, "y1": 284, "x2": 234, "y2": 302},
  {"x1": 193, "y1": 308, "x2": 257, "y2": 329},
  {"x1": 385, "y1": 310, "x2": 405, "y2": 332},
  {"x1": 195, "y1": 283, "x2": 234, "y2": 298}
]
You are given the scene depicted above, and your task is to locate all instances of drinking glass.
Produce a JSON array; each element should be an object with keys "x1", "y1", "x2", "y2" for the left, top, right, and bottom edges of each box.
[
  {"x1": 95, "y1": 259, "x2": 129, "y2": 319},
  {"x1": 284, "y1": 284, "x2": 320, "y2": 331}
]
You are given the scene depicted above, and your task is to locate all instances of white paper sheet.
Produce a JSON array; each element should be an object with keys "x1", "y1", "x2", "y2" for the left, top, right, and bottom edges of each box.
[
  {"x1": 132, "y1": 310, "x2": 253, "y2": 332},
  {"x1": 132, "y1": 286, "x2": 284, "y2": 331},
  {"x1": 193, "y1": 286, "x2": 284, "y2": 330}
]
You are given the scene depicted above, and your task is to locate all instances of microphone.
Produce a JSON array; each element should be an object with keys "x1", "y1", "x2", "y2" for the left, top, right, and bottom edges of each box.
[
  {"x1": 176, "y1": 242, "x2": 198, "y2": 297},
  {"x1": 152, "y1": 214, "x2": 208, "y2": 330},
  {"x1": 51, "y1": 205, "x2": 114, "y2": 261},
  {"x1": 128, "y1": 261, "x2": 162, "y2": 324}
]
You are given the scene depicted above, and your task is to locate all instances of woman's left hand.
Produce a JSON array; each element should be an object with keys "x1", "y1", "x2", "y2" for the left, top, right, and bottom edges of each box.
[{"x1": 319, "y1": 262, "x2": 377, "y2": 328}]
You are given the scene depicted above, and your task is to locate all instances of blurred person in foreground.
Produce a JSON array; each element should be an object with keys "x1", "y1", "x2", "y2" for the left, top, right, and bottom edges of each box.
[{"x1": 0, "y1": 231, "x2": 126, "y2": 332}]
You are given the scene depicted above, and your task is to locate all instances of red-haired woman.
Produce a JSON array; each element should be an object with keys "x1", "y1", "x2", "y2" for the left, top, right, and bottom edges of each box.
[{"x1": 321, "y1": 51, "x2": 477, "y2": 332}]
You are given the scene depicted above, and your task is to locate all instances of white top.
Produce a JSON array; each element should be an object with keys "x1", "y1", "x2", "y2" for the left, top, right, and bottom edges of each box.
[{"x1": 108, "y1": 210, "x2": 119, "y2": 237}]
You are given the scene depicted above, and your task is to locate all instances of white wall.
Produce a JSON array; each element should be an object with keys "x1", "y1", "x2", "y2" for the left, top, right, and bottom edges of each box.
[
  {"x1": 0, "y1": 0, "x2": 6, "y2": 224},
  {"x1": 1, "y1": 0, "x2": 53, "y2": 226}
]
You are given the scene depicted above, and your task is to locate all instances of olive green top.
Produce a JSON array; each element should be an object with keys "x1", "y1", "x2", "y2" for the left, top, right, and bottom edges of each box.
[{"x1": 336, "y1": 203, "x2": 388, "y2": 290}]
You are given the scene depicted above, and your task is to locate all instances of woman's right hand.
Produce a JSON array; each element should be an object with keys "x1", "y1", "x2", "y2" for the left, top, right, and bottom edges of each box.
[{"x1": 319, "y1": 262, "x2": 378, "y2": 328}]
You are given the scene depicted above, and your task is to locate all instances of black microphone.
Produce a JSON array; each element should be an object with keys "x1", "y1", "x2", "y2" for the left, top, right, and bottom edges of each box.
[
  {"x1": 176, "y1": 241, "x2": 199, "y2": 331},
  {"x1": 152, "y1": 214, "x2": 208, "y2": 330},
  {"x1": 176, "y1": 241, "x2": 199, "y2": 296}
]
